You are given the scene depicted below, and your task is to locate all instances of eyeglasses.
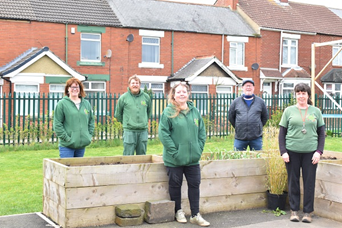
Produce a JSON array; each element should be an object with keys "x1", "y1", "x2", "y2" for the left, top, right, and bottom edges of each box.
[{"x1": 70, "y1": 86, "x2": 80, "y2": 90}]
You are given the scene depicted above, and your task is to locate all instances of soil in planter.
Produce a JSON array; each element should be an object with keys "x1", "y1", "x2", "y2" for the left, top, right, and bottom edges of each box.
[{"x1": 321, "y1": 156, "x2": 337, "y2": 160}]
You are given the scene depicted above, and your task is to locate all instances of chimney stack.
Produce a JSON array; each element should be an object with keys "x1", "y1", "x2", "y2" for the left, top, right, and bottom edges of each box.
[{"x1": 215, "y1": 0, "x2": 239, "y2": 10}]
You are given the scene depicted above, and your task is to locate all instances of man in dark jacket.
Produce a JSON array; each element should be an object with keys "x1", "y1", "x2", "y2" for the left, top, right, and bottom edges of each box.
[
  {"x1": 228, "y1": 79, "x2": 269, "y2": 151},
  {"x1": 115, "y1": 75, "x2": 152, "y2": 155}
]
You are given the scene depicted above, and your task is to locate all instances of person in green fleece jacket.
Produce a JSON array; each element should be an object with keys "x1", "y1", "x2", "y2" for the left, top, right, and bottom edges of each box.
[
  {"x1": 53, "y1": 78, "x2": 94, "y2": 158},
  {"x1": 115, "y1": 75, "x2": 152, "y2": 155},
  {"x1": 158, "y1": 82, "x2": 210, "y2": 227}
]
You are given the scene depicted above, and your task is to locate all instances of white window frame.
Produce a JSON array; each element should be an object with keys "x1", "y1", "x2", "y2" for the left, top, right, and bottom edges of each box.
[
  {"x1": 332, "y1": 45, "x2": 342, "y2": 66},
  {"x1": 227, "y1": 36, "x2": 248, "y2": 71},
  {"x1": 324, "y1": 83, "x2": 342, "y2": 109},
  {"x1": 83, "y1": 81, "x2": 106, "y2": 115},
  {"x1": 216, "y1": 85, "x2": 233, "y2": 94},
  {"x1": 282, "y1": 38, "x2": 298, "y2": 67},
  {"x1": 191, "y1": 84, "x2": 208, "y2": 115},
  {"x1": 139, "y1": 30, "x2": 164, "y2": 69},
  {"x1": 49, "y1": 84, "x2": 65, "y2": 114},
  {"x1": 80, "y1": 33, "x2": 101, "y2": 62},
  {"x1": 140, "y1": 82, "x2": 164, "y2": 96},
  {"x1": 216, "y1": 85, "x2": 233, "y2": 114},
  {"x1": 14, "y1": 84, "x2": 39, "y2": 116}
]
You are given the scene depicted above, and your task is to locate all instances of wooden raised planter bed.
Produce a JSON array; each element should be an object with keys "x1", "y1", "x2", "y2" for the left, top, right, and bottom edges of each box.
[
  {"x1": 314, "y1": 159, "x2": 342, "y2": 222},
  {"x1": 43, "y1": 155, "x2": 267, "y2": 228}
]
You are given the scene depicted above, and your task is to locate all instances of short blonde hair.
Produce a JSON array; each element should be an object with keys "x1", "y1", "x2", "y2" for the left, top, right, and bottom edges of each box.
[{"x1": 128, "y1": 75, "x2": 141, "y2": 84}]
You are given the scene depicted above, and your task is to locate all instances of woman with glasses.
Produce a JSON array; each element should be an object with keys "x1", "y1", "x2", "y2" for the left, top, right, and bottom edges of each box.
[
  {"x1": 53, "y1": 78, "x2": 94, "y2": 158},
  {"x1": 158, "y1": 82, "x2": 210, "y2": 227}
]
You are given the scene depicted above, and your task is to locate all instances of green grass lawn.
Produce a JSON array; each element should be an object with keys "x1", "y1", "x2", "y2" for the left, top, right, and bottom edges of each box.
[{"x1": 0, "y1": 136, "x2": 341, "y2": 216}]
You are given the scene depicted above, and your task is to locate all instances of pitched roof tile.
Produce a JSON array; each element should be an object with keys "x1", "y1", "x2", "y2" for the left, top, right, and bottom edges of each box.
[
  {"x1": 0, "y1": 0, "x2": 121, "y2": 27},
  {"x1": 239, "y1": 0, "x2": 342, "y2": 36}
]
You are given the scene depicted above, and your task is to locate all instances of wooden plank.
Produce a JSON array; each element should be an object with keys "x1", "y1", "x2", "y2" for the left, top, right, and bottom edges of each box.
[
  {"x1": 151, "y1": 154, "x2": 164, "y2": 163},
  {"x1": 65, "y1": 182, "x2": 170, "y2": 209},
  {"x1": 317, "y1": 162, "x2": 342, "y2": 184},
  {"x1": 200, "y1": 159, "x2": 266, "y2": 178},
  {"x1": 50, "y1": 155, "x2": 155, "y2": 167},
  {"x1": 314, "y1": 198, "x2": 342, "y2": 223},
  {"x1": 43, "y1": 179, "x2": 66, "y2": 208},
  {"x1": 315, "y1": 180, "x2": 342, "y2": 203},
  {"x1": 43, "y1": 197, "x2": 66, "y2": 228},
  {"x1": 64, "y1": 162, "x2": 168, "y2": 187},
  {"x1": 180, "y1": 193, "x2": 267, "y2": 215},
  {"x1": 43, "y1": 158, "x2": 67, "y2": 187},
  {"x1": 65, "y1": 206, "x2": 116, "y2": 228},
  {"x1": 64, "y1": 176, "x2": 266, "y2": 209},
  {"x1": 198, "y1": 176, "x2": 267, "y2": 198},
  {"x1": 322, "y1": 151, "x2": 342, "y2": 160}
]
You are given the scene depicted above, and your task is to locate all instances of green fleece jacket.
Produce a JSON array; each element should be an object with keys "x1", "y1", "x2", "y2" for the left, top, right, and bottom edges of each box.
[
  {"x1": 158, "y1": 101, "x2": 206, "y2": 167},
  {"x1": 53, "y1": 96, "x2": 94, "y2": 149},
  {"x1": 114, "y1": 88, "x2": 152, "y2": 130}
]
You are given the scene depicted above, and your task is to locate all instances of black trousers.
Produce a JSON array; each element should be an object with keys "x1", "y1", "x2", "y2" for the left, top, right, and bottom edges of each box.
[
  {"x1": 166, "y1": 164, "x2": 201, "y2": 216},
  {"x1": 285, "y1": 150, "x2": 317, "y2": 213}
]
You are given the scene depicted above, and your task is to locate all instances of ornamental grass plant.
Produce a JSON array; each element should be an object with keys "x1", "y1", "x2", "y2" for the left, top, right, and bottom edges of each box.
[{"x1": 263, "y1": 126, "x2": 288, "y2": 195}]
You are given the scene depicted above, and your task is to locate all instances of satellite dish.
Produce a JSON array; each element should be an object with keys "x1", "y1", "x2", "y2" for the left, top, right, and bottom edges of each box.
[
  {"x1": 251, "y1": 63, "x2": 259, "y2": 70},
  {"x1": 126, "y1": 34, "x2": 134, "y2": 42},
  {"x1": 104, "y1": 49, "x2": 112, "y2": 58}
]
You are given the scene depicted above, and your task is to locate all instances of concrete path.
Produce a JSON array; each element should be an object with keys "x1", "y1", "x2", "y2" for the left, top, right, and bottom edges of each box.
[{"x1": 1, "y1": 208, "x2": 342, "y2": 228}]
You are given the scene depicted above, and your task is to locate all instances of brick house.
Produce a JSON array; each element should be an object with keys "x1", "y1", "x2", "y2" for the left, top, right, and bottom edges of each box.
[
  {"x1": 0, "y1": 0, "x2": 261, "y2": 99},
  {"x1": 227, "y1": 0, "x2": 342, "y2": 96}
]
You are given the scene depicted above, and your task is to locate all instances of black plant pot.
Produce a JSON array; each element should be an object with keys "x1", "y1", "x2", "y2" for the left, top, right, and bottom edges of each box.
[{"x1": 267, "y1": 190, "x2": 288, "y2": 210}]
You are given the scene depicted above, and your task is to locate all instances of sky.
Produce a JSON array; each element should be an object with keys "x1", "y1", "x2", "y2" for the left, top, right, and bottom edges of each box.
[
  {"x1": 163, "y1": 0, "x2": 342, "y2": 9},
  {"x1": 290, "y1": 0, "x2": 342, "y2": 9}
]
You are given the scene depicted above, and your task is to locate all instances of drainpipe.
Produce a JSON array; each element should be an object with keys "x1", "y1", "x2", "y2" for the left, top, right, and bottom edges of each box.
[
  {"x1": 65, "y1": 23, "x2": 68, "y2": 64},
  {"x1": 222, "y1": 34, "x2": 224, "y2": 63},
  {"x1": 279, "y1": 30, "x2": 283, "y2": 72},
  {"x1": 0, "y1": 73, "x2": 12, "y2": 94},
  {"x1": 171, "y1": 31, "x2": 174, "y2": 76}
]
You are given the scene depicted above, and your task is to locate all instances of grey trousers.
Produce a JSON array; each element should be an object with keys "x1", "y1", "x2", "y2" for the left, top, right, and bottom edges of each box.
[{"x1": 123, "y1": 129, "x2": 148, "y2": 155}]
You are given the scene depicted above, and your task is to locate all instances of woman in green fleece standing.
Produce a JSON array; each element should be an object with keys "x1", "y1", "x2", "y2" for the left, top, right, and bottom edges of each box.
[
  {"x1": 53, "y1": 78, "x2": 94, "y2": 158},
  {"x1": 158, "y1": 82, "x2": 210, "y2": 227}
]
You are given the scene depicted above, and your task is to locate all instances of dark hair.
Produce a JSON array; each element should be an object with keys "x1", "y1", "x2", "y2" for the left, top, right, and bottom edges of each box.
[
  {"x1": 64, "y1": 78, "x2": 86, "y2": 98},
  {"x1": 167, "y1": 82, "x2": 190, "y2": 118},
  {"x1": 294, "y1": 83, "x2": 312, "y2": 105}
]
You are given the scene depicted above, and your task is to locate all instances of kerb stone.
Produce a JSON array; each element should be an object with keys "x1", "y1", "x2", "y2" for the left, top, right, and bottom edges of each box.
[
  {"x1": 115, "y1": 204, "x2": 142, "y2": 218},
  {"x1": 144, "y1": 200, "x2": 175, "y2": 224},
  {"x1": 115, "y1": 214, "x2": 144, "y2": 227}
]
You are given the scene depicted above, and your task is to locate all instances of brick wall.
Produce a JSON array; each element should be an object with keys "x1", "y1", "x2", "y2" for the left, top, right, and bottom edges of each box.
[{"x1": 0, "y1": 19, "x2": 260, "y2": 94}]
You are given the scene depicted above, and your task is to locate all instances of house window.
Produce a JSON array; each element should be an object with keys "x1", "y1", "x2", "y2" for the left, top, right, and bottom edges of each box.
[
  {"x1": 227, "y1": 36, "x2": 248, "y2": 71},
  {"x1": 142, "y1": 37, "x2": 160, "y2": 63},
  {"x1": 216, "y1": 86, "x2": 232, "y2": 114},
  {"x1": 14, "y1": 84, "x2": 39, "y2": 116},
  {"x1": 139, "y1": 30, "x2": 164, "y2": 68},
  {"x1": 282, "y1": 82, "x2": 294, "y2": 96},
  {"x1": 83, "y1": 81, "x2": 106, "y2": 114},
  {"x1": 216, "y1": 86, "x2": 232, "y2": 94},
  {"x1": 191, "y1": 85, "x2": 208, "y2": 114},
  {"x1": 282, "y1": 39, "x2": 298, "y2": 66},
  {"x1": 324, "y1": 83, "x2": 342, "y2": 109},
  {"x1": 332, "y1": 46, "x2": 342, "y2": 66},
  {"x1": 140, "y1": 82, "x2": 164, "y2": 96},
  {"x1": 81, "y1": 33, "x2": 101, "y2": 62},
  {"x1": 49, "y1": 84, "x2": 65, "y2": 113},
  {"x1": 229, "y1": 42, "x2": 245, "y2": 67}
]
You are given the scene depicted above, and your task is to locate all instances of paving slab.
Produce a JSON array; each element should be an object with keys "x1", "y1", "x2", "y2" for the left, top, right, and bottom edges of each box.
[{"x1": 1, "y1": 208, "x2": 342, "y2": 228}]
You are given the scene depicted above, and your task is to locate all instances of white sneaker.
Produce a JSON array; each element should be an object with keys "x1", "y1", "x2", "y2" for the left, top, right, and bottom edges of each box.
[
  {"x1": 175, "y1": 209, "x2": 187, "y2": 223},
  {"x1": 190, "y1": 213, "x2": 210, "y2": 227}
]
